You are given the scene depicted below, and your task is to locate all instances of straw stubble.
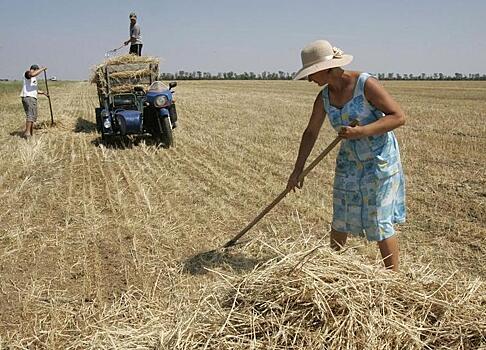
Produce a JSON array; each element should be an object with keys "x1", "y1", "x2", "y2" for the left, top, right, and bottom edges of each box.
[{"x1": 169, "y1": 243, "x2": 485, "y2": 349}]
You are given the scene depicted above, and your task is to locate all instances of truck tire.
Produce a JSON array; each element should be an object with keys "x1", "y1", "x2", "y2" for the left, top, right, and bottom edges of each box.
[
  {"x1": 101, "y1": 130, "x2": 114, "y2": 145},
  {"x1": 157, "y1": 117, "x2": 173, "y2": 147},
  {"x1": 95, "y1": 108, "x2": 102, "y2": 132}
]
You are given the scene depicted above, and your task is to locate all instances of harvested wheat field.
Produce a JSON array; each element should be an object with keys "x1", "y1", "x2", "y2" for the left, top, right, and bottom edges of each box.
[{"x1": 0, "y1": 80, "x2": 485, "y2": 349}]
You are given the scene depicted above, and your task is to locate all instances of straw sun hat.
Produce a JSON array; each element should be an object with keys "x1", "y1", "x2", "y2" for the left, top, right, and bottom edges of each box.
[{"x1": 293, "y1": 40, "x2": 353, "y2": 80}]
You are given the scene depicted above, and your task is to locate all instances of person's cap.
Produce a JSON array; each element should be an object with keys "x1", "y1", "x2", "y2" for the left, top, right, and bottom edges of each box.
[
  {"x1": 293, "y1": 40, "x2": 353, "y2": 80},
  {"x1": 30, "y1": 64, "x2": 40, "y2": 70},
  {"x1": 129, "y1": 12, "x2": 137, "y2": 19}
]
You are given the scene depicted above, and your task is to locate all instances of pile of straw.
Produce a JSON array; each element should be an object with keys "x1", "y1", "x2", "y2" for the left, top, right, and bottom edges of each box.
[
  {"x1": 91, "y1": 54, "x2": 160, "y2": 97},
  {"x1": 168, "y1": 245, "x2": 485, "y2": 349}
]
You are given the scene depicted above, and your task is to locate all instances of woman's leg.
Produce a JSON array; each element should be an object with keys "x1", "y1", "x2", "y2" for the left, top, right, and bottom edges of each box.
[
  {"x1": 377, "y1": 235, "x2": 399, "y2": 271},
  {"x1": 330, "y1": 228, "x2": 348, "y2": 251}
]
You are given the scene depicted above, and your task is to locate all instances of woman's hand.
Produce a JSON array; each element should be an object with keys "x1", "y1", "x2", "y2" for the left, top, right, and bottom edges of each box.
[
  {"x1": 287, "y1": 168, "x2": 304, "y2": 192},
  {"x1": 338, "y1": 125, "x2": 365, "y2": 139}
]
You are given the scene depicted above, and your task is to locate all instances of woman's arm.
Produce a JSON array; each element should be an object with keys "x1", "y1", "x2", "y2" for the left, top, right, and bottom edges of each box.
[
  {"x1": 339, "y1": 77, "x2": 405, "y2": 139},
  {"x1": 287, "y1": 91, "x2": 326, "y2": 191}
]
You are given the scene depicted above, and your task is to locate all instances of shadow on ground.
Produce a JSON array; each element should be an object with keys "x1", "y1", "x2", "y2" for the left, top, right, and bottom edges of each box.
[
  {"x1": 10, "y1": 122, "x2": 59, "y2": 138},
  {"x1": 9, "y1": 130, "x2": 25, "y2": 138},
  {"x1": 74, "y1": 117, "x2": 97, "y2": 133},
  {"x1": 90, "y1": 134, "x2": 171, "y2": 150},
  {"x1": 91, "y1": 136, "x2": 134, "y2": 149},
  {"x1": 182, "y1": 248, "x2": 261, "y2": 275},
  {"x1": 34, "y1": 121, "x2": 58, "y2": 129}
]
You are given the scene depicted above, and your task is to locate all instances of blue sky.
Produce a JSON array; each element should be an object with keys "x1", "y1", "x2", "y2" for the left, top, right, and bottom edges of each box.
[{"x1": 1, "y1": 0, "x2": 484, "y2": 80}]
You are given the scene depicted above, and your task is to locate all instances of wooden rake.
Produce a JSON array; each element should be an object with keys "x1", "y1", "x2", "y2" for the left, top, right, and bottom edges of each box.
[
  {"x1": 223, "y1": 119, "x2": 359, "y2": 249},
  {"x1": 43, "y1": 70, "x2": 55, "y2": 126}
]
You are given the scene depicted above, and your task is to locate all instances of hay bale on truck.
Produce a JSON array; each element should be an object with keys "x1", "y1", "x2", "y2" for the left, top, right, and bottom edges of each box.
[
  {"x1": 90, "y1": 54, "x2": 178, "y2": 147},
  {"x1": 91, "y1": 54, "x2": 160, "y2": 105}
]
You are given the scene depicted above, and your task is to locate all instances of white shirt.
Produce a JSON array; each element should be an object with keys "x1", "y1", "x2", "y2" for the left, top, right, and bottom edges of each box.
[
  {"x1": 20, "y1": 76, "x2": 38, "y2": 99},
  {"x1": 130, "y1": 23, "x2": 143, "y2": 45}
]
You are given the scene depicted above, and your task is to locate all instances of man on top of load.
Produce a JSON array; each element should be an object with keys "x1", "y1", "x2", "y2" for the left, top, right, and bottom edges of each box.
[{"x1": 124, "y1": 12, "x2": 143, "y2": 56}]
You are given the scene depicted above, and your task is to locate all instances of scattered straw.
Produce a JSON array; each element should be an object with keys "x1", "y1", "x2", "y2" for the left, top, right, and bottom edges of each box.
[{"x1": 167, "y1": 244, "x2": 486, "y2": 349}]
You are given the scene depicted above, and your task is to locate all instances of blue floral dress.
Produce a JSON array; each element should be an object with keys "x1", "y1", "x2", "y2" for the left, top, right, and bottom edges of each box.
[{"x1": 322, "y1": 73, "x2": 406, "y2": 241}]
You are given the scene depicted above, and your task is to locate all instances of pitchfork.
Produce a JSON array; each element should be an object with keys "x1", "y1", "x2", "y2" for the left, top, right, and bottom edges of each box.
[
  {"x1": 183, "y1": 120, "x2": 359, "y2": 274},
  {"x1": 105, "y1": 44, "x2": 127, "y2": 58},
  {"x1": 223, "y1": 119, "x2": 359, "y2": 248}
]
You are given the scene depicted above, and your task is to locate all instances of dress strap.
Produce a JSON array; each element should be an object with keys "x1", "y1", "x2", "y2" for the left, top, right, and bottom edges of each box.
[
  {"x1": 353, "y1": 72, "x2": 372, "y2": 98},
  {"x1": 357, "y1": 73, "x2": 385, "y2": 119}
]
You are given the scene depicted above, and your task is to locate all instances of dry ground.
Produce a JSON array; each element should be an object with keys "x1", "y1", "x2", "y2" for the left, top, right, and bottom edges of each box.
[{"x1": 0, "y1": 79, "x2": 485, "y2": 348}]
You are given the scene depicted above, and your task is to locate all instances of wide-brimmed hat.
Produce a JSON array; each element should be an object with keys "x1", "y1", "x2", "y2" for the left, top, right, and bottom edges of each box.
[{"x1": 293, "y1": 40, "x2": 353, "y2": 80}]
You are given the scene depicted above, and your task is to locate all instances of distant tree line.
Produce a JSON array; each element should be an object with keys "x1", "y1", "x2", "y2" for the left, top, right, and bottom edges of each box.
[
  {"x1": 376, "y1": 73, "x2": 486, "y2": 81},
  {"x1": 160, "y1": 71, "x2": 486, "y2": 81},
  {"x1": 160, "y1": 71, "x2": 294, "y2": 80}
]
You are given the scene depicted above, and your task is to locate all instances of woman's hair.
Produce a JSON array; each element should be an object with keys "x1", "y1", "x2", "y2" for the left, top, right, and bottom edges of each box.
[
  {"x1": 328, "y1": 67, "x2": 343, "y2": 74},
  {"x1": 327, "y1": 67, "x2": 345, "y2": 77}
]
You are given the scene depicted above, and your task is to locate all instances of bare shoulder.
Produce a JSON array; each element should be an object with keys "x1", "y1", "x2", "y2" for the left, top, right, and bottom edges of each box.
[
  {"x1": 313, "y1": 90, "x2": 324, "y2": 111},
  {"x1": 310, "y1": 90, "x2": 323, "y2": 112},
  {"x1": 343, "y1": 70, "x2": 361, "y2": 85}
]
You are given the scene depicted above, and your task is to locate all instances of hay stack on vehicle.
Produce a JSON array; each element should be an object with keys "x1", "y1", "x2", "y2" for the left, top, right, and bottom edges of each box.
[
  {"x1": 90, "y1": 54, "x2": 177, "y2": 147},
  {"x1": 91, "y1": 54, "x2": 160, "y2": 99}
]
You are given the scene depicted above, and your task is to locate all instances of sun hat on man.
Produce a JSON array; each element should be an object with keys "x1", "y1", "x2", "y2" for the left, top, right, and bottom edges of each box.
[{"x1": 293, "y1": 40, "x2": 353, "y2": 80}]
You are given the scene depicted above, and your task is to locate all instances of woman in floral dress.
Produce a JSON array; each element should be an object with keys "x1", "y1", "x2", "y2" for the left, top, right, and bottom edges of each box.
[{"x1": 287, "y1": 40, "x2": 406, "y2": 271}]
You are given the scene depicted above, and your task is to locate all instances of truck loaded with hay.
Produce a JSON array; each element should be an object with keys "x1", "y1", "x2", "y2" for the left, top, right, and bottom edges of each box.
[{"x1": 91, "y1": 54, "x2": 178, "y2": 146}]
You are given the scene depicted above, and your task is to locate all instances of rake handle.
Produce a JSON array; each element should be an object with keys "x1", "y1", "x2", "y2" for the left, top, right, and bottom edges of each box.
[
  {"x1": 43, "y1": 70, "x2": 54, "y2": 125},
  {"x1": 223, "y1": 120, "x2": 358, "y2": 248}
]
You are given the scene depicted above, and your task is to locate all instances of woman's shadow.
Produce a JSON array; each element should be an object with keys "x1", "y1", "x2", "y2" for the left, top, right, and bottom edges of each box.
[{"x1": 182, "y1": 247, "x2": 262, "y2": 275}]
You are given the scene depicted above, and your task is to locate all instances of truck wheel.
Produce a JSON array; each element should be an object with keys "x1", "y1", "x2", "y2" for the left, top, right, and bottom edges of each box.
[
  {"x1": 101, "y1": 131, "x2": 113, "y2": 145},
  {"x1": 157, "y1": 117, "x2": 173, "y2": 147},
  {"x1": 95, "y1": 108, "x2": 102, "y2": 132}
]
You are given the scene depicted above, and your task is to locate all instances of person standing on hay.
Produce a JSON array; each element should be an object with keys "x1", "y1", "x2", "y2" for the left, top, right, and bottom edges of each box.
[
  {"x1": 124, "y1": 12, "x2": 143, "y2": 56},
  {"x1": 19, "y1": 64, "x2": 48, "y2": 139},
  {"x1": 287, "y1": 40, "x2": 406, "y2": 271}
]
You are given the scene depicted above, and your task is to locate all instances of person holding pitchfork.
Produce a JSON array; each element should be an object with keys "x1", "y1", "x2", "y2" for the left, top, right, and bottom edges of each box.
[
  {"x1": 20, "y1": 64, "x2": 49, "y2": 138},
  {"x1": 287, "y1": 40, "x2": 406, "y2": 271}
]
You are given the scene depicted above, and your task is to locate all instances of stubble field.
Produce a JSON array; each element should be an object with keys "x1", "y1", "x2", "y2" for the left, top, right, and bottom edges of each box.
[{"x1": 0, "y1": 79, "x2": 485, "y2": 348}]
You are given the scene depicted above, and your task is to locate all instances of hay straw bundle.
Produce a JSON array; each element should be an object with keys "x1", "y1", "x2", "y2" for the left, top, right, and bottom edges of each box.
[
  {"x1": 169, "y1": 246, "x2": 485, "y2": 349},
  {"x1": 90, "y1": 54, "x2": 160, "y2": 97},
  {"x1": 109, "y1": 68, "x2": 153, "y2": 80},
  {"x1": 104, "y1": 54, "x2": 160, "y2": 66},
  {"x1": 109, "y1": 84, "x2": 149, "y2": 94}
]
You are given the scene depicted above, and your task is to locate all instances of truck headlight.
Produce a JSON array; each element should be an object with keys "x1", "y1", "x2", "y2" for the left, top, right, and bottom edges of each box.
[
  {"x1": 154, "y1": 95, "x2": 169, "y2": 108},
  {"x1": 103, "y1": 119, "x2": 112, "y2": 129}
]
